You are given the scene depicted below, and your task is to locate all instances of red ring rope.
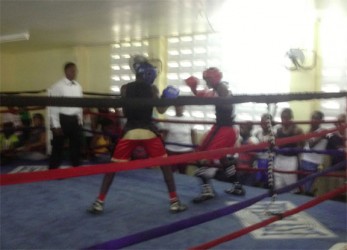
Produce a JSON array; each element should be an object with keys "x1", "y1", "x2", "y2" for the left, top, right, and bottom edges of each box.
[{"x1": 0, "y1": 126, "x2": 344, "y2": 186}]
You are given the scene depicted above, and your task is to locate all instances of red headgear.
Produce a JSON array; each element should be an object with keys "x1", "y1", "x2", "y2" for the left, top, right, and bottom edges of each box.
[{"x1": 203, "y1": 67, "x2": 223, "y2": 87}]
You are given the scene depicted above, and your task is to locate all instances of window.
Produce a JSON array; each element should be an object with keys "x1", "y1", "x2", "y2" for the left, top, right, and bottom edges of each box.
[
  {"x1": 166, "y1": 31, "x2": 293, "y2": 131},
  {"x1": 166, "y1": 34, "x2": 221, "y2": 131},
  {"x1": 319, "y1": 17, "x2": 347, "y2": 121}
]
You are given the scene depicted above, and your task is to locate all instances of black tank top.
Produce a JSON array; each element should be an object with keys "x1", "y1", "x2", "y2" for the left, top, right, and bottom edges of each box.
[
  {"x1": 215, "y1": 104, "x2": 234, "y2": 126},
  {"x1": 122, "y1": 81, "x2": 159, "y2": 134},
  {"x1": 276, "y1": 127, "x2": 299, "y2": 156}
]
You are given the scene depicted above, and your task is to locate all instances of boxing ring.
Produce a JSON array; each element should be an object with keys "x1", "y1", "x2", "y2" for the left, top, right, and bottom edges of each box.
[{"x1": 0, "y1": 91, "x2": 346, "y2": 249}]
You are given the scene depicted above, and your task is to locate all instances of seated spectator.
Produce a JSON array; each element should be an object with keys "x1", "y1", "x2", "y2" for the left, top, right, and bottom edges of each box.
[
  {"x1": 90, "y1": 123, "x2": 113, "y2": 163},
  {"x1": 2, "y1": 106, "x2": 23, "y2": 139},
  {"x1": 161, "y1": 105, "x2": 196, "y2": 174},
  {"x1": 0, "y1": 122, "x2": 20, "y2": 165},
  {"x1": 16, "y1": 113, "x2": 47, "y2": 161},
  {"x1": 236, "y1": 121, "x2": 259, "y2": 186},
  {"x1": 299, "y1": 111, "x2": 328, "y2": 196}
]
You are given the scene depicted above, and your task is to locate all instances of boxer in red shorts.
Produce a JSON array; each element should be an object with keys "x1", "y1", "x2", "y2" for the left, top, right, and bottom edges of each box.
[
  {"x1": 88, "y1": 61, "x2": 187, "y2": 214},
  {"x1": 186, "y1": 67, "x2": 245, "y2": 203}
]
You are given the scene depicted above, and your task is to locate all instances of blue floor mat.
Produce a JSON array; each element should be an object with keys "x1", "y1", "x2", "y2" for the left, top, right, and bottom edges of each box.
[{"x1": 1, "y1": 168, "x2": 346, "y2": 249}]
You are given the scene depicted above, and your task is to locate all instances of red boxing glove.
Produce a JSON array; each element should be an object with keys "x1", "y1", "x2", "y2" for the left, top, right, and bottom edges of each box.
[
  {"x1": 196, "y1": 89, "x2": 217, "y2": 97},
  {"x1": 185, "y1": 76, "x2": 199, "y2": 90}
]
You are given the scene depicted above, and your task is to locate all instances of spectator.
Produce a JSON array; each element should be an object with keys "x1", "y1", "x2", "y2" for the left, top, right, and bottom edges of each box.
[
  {"x1": 96, "y1": 108, "x2": 111, "y2": 128},
  {"x1": 236, "y1": 121, "x2": 259, "y2": 186},
  {"x1": 326, "y1": 113, "x2": 346, "y2": 166},
  {"x1": 90, "y1": 123, "x2": 113, "y2": 163},
  {"x1": 162, "y1": 105, "x2": 196, "y2": 174},
  {"x1": 96, "y1": 108, "x2": 122, "y2": 143},
  {"x1": 2, "y1": 106, "x2": 22, "y2": 128},
  {"x1": 82, "y1": 108, "x2": 97, "y2": 160},
  {"x1": 324, "y1": 113, "x2": 346, "y2": 202},
  {"x1": 2, "y1": 106, "x2": 23, "y2": 140},
  {"x1": 18, "y1": 106, "x2": 32, "y2": 144},
  {"x1": 300, "y1": 111, "x2": 328, "y2": 196},
  {"x1": 17, "y1": 113, "x2": 47, "y2": 161},
  {"x1": 274, "y1": 108, "x2": 303, "y2": 190},
  {"x1": 0, "y1": 122, "x2": 20, "y2": 165},
  {"x1": 47, "y1": 62, "x2": 83, "y2": 169}
]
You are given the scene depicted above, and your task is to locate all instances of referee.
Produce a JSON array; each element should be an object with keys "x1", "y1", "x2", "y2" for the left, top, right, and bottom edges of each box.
[{"x1": 48, "y1": 62, "x2": 83, "y2": 169}]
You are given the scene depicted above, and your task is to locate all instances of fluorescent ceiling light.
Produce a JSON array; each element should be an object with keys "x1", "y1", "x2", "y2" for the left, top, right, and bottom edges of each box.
[{"x1": 0, "y1": 32, "x2": 30, "y2": 43}]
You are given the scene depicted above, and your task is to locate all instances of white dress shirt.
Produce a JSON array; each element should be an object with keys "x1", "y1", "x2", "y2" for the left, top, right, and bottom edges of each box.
[{"x1": 48, "y1": 77, "x2": 83, "y2": 128}]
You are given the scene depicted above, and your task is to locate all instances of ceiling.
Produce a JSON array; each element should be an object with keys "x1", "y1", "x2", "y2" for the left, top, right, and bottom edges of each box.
[
  {"x1": 1, "y1": 0, "x2": 346, "y2": 52},
  {"x1": 0, "y1": 0, "x2": 225, "y2": 51}
]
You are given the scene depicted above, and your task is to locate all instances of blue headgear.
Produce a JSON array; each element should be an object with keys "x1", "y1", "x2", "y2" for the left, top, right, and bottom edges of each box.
[{"x1": 134, "y1": 62, "x2": 157, "y2": 85}]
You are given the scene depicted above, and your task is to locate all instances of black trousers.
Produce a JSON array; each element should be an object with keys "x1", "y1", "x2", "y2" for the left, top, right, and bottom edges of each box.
[{"x1": 49, "y1": 114, "x2": 82, "y2": 169}]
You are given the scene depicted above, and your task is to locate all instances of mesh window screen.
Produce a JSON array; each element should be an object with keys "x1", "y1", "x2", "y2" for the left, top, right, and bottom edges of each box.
[
  {"x1": 319, "y1": 18, "x2": 347, "y2": 122},
  {"x1": 167, "y1": 34, "x2": 221, "y2": 131},
  {"x1": 166, "y1": 33, "x2": 292, "y2": 131}
]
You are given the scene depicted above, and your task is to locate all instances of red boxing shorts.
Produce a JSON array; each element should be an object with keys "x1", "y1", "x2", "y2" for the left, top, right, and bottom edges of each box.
[
  {"x1": 112, "y1": 137, "x2": 167, "y2": 161},
  {"x1": 199, "y1": 125, "x2": 237, "y2": 151}
]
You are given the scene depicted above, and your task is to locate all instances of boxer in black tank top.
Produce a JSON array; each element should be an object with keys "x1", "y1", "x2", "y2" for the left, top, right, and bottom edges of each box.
[{"x1": 88, "y1": 62, "x2": 187, "y2": 214}]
